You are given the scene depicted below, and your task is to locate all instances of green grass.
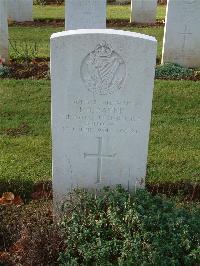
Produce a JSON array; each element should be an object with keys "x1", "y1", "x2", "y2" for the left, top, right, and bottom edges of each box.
[
  {"x1": 33, "y1": 4, "x2": 166, "y2": 21},
  {"x1": 9, "y1": 26, "x2": 164, "y2": 60},
  {"x1": 129, "y1": 27, "x2": 164, "y2": 61},
  {"x1": 2, "y1": 4, "x2": 199, "y2": 192},
  {"x1": 9, "y1": 26, "x2": 62, "y2": 58},
  {"x1": 0, "y1": 80, "x2": 199, "y2": 185},
  {"x1": 149, "y1": 81, "x2": 200, "y2": 183},
  {"x1": 0, "y1": 80, "x2": 51, "y2": 182},
  {"x1": 9, "y1": 4, "x2": 165, "y2": 59},
  {"x1": 33, "y1": 4, "x2": 65, "y2": 20}
]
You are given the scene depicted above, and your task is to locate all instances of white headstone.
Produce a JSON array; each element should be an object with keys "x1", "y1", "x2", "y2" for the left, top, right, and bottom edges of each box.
[
  {"x1": 65, "y1": 0, "x2": 106, "y2": 30},
  {"x1": 7, "y1": 0, "x2": 33, "y2": 22},
  {"x1": 0, "y1": 0, "x2": 8, "y2": 63},
  {"x1": 51, "y1": 29, "x2": 157, "y2": 204},
  {"x1": 162, "y1": 0, "x2": 200, "y2": 68},
  {"x1": 130, "y1": 0, "x2": 157, "y2": 24}
]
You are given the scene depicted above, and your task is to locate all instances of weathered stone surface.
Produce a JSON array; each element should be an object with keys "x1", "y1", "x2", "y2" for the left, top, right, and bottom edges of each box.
[
  {"x1": 162, "y1": 0, "x2": 200, "y2": 68},
  {"x1": 51, "y1": 29, "x2": 157, "y2": 204},
  {"x1": 0, "y1": 0, "x2": 8, "y2": 63},
  {"x1": 130, "y1": 0, "x2": 157, "y2": 24},
  {"x1": 7, "y1": 0, "x2": 33, "y2": 22},
  {"x1": 65, "y1": 0, "x2": 106, "y2": 30}
]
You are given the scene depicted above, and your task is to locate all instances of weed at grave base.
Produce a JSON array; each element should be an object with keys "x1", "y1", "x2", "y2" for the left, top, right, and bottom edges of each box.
[
  {"x1": 0, "y1": 187, "x2": 199, "y2": 265},
  {"x1": 59, "y1": 187, "x2": 200, "y2": 265}
]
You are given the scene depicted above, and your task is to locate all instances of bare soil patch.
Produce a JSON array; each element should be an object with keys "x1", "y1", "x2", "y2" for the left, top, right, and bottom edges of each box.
[
  {"x1": 4, "y1": 123, "x2": 31, "y2": 137},
  {"x1": 3, "y1": 58, "x2": 200, "y2": 81},
  {"x1": 9, "y1": 18, "x2": 165, "y2": 28},
  {"x1": 107, "y1": 19, "x2": 165, "y2": 28},
  {"x1": 7, "y1": 58, "x2": 49, "y2": 79},
  {"x1": 0, "y1": 199, "x2": 62, "y2": 266},
  {"x1": 0, "y1": 180, "x2": 199, "y2": 202}
]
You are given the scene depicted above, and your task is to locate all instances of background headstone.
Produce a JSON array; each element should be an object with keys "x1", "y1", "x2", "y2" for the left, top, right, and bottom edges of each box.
[
  {"x1": 7, "y1": 0, "x2": 33, "y2": 22},
  {"x1": 51, "y1": 29, "x2": 157, "y2": 204},
  {"x1": 0, "y1": 0, "x2": 8, "y2": 63},
  {"x1": 130, "y1": 0, "x2": 157, "y2": 24},
  {"x1": 65, "y1": 0, "x2": 106, "y2": 30},
  {"x1": 162, "y1": 0, "x2": 200, "y2": 68}
]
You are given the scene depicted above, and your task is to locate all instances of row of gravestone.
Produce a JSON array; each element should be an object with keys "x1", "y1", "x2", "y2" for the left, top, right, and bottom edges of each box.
[
  {"x1": 3, "y1": 0, "x2": 158, "y2": 25},
  {"x1": 65, "y1": 0, "x2": 200, "y2": 68},
  {"x1": 1, "y1": 0, "x2": 158, "y2": 25},
  {"x1": 1, "y1": 0, "x2": 199, "y2": 67},
  {"x1": 66, "y1": 0, "x2": 158, "y2": 28}
]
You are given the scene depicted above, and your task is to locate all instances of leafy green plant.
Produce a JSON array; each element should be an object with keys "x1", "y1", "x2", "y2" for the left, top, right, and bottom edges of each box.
[
  {"x1": 59, "y1": 187, "x2": 200, "y2": 265},
  {"x1": 0, "y1": 65, "x2": 9, "y2": 78},
  {"x1": 155, "y1": 63, "x2": 194, "y2": 80}
]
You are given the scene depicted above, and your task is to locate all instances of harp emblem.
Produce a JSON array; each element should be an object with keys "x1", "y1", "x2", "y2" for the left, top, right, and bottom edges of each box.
[{"x1": 81, "y1": 41, "x2": 126, "y2": 95}]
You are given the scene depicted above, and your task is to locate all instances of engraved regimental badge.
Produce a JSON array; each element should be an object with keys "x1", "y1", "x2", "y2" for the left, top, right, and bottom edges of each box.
[{"x1": 81, "y1": 41, "x2": 126, "y2": 95}]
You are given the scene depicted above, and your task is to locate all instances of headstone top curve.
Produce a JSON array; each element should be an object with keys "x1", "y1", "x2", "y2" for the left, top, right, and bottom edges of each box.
[{"x1": 51, "y1": 29, "x2": 157, "y2": 43}]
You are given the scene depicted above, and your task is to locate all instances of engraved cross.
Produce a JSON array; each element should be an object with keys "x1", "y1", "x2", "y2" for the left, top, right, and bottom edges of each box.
[{"x1": 84, "y1": 137, "x2": 116, "y2": 184}]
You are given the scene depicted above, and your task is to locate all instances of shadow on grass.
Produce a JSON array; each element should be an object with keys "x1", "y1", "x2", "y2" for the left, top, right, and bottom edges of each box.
[
  {"x1": 146, "y1": 182, "x2": 200, "y2": 201},
  {"x1": 0, "y1": 180, "x2": 199, "y2": 201},
  {"x1": 0, "y1": 180, "x2": 52, "y2": 201}
]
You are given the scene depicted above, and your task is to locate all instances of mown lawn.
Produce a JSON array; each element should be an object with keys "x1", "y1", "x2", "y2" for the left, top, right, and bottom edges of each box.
[
  {"x1": 2, "y1": 4, "x2": 199, "y2": 195},
  {"x1": 9, "y1": 4, "x2": 165, "y2": 60},
  {"x1": 33, "y1": 4, "x2": 166, "y2": 21},
  {"x1": 0, "y1": 79, "x2": 199, "y2": 186},
  {"x1": 9, "y1": 26, "x2": 164, "y2": 60}
]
